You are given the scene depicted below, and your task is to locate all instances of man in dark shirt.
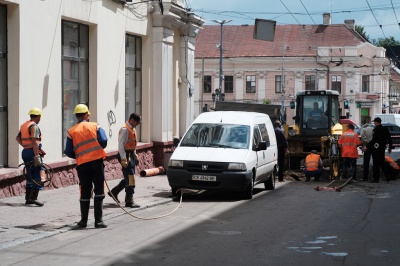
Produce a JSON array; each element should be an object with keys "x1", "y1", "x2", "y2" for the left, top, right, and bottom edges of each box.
[
  {"x1": 274, "y1": 121, "x2": 289, "y2": 182},
  {"x1": 364, "y1": 117, "x2": 393, "y2": 183}
]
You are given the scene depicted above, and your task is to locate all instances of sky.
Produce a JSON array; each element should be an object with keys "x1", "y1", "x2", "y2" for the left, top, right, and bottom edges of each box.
[{"x1": 187, "y1": 0, "x2": 400, "y2": 41}]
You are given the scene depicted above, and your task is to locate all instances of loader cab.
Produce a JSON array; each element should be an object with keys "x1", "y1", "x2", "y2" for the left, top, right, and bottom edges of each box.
[{"x1": 295, "y1": 90, "x2": 340, "y2": 136}]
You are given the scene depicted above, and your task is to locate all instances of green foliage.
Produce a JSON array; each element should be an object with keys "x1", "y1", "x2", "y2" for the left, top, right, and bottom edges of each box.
[
  {"x1": 355, "y1": 25, "x2": 369, "y2": 41},
  {"x1": 262, "y1": 99, "x2": 272, "y2": 104},
  {"x1": 371, "y1": 36, "x2": 400, "y2": 47}
]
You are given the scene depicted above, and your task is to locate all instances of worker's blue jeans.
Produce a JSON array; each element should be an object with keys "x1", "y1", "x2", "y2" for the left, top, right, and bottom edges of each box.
[{"x1": 342, "y1": 157, "x2": 357, "y2": 179}]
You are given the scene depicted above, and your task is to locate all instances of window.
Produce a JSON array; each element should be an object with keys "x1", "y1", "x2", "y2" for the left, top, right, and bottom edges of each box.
[
  {"x1": 305, "y1": 75, "x2": 316, "y2": 91},
  {"x1": 275, "y1": 75, "x2": 283, "y2": 93},
  {"x1": 362, "y1": 75, "x2": 370, "y2": 92},
  {"x1": 0, "y1": 4, "x2": 7, "y2": 167},
  {"x1": 125, "y1": 34, "x2": 142, "y2": 140},
  {"x1": 62, "y1": 21, "x2": 89, "y2": 152},
  {"x1": 203, "y1": 75, "x2": 211, "y2": 93},
  {"x1": 257, "y1": 123, "x2": 270, "y2": 146},
  {"x1": 246, "y1": 75, "x2": 256, "y2": 93},
  {"x1": 331, "y1": 75, "x2": 341, "y2": 93},
  {"x1": 224, "y1": 75, "x2": 233, "y2": 93}
]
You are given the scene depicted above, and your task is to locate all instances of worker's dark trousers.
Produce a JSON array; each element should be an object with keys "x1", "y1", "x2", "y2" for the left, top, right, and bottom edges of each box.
[
  {"x1": 77, "y1": 159, "x2": 106, "y2": 201},
  {"x1": 277, "y1": 148, "x2": 285, "y2": 181},
  {"x1": 117, "y1": 152, "x2": 136, "y2": 194},
  {"x1": 372, "y1": 149, "x2": 386, "y2": 182},
  {"x1": 363, "y1": 148, "x2": 372, "y2": 180}
]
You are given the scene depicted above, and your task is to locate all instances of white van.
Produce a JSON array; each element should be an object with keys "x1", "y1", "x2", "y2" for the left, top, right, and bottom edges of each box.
[
  {"x1": 167, "y1": 111, "x2": 278, "y2": 199},
  {"x1": 374, "y1": 114, "x2": 400, "y2": 126}
]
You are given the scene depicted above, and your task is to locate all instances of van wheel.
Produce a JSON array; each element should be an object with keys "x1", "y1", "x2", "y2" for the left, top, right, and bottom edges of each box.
[
  {"x1": 264, "y1": 170, "x2": 276, "y2": 190},
  {"x1": 171, "y1": 187, "x2": 180, "y2": 197},
  {"x1": 242, "y1": 181, "x2": 253, "y2": 200}
]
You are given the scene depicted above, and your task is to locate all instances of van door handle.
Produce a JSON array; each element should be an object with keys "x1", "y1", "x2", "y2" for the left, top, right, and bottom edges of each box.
[{"x1": 263, "y1": 151, "x2": 265, "y2": 159}]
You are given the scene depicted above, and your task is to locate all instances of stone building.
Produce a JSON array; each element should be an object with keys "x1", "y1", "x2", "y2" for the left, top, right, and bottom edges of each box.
[
  {"x1": 194, "y1": 14, "x2": 390, "y2": 126},
  {"x1": 0, "y1": 0, "x2": 204, "y2": 197}
]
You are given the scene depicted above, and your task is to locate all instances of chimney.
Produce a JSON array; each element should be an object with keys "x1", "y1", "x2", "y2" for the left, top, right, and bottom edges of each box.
[
  {"x1": 323, "y1": 13, "x2": 331, "y2": 25},
  {"x1": 344, "y1": 19, "x2": 355, "y2": 30}
]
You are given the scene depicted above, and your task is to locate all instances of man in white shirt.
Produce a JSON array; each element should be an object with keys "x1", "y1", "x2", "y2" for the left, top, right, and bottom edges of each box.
[{"x1": 360, "y1": 123, "x2": 374, "y2": 181}]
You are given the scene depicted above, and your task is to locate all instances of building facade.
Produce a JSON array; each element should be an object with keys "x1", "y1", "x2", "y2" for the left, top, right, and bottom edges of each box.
[
  {"x1": 0, "y1": 0, "x2": 203, "y2": 197},
  {"x1": 194, "y1": 15, "x2": 390, "y2": 126}
]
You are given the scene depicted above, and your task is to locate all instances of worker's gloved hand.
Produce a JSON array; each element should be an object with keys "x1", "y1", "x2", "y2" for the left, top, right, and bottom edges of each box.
[
  {"x1": 134, "y1": 152, "x2": 140, "y2": 166},
  {"x1": 121, "y1": 158, "x2": 129, "y2": 168},
  {"x1": 33, "y1": 155, "x2": 42, "y2": 167}
]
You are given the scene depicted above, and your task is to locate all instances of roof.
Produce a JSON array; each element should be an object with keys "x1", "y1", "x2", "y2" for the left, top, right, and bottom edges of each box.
[
  {"x1": 391, "y1": 67, "x2": 400, "y2": 82},
  {"x1": 194, "y1": 111, "x2": 269, "y2": 125},
  {"x1": 195, "y1": 24, "x2": 366, "y2": 59}
]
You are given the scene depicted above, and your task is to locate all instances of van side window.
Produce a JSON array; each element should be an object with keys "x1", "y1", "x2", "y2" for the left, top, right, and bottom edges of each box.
[
  {"x1": 257, "y1": 123, "x2": 270, "y2": 147},
  {"x1": 253, "y1": 127, "x2": 262, "y2": 149}
]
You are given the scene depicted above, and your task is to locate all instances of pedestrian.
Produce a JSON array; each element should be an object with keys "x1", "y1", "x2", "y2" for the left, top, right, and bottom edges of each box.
[
  {"x1": 360, "y1": 123, "x2": 373, "y2": 181},
  {"x1": 274, "y1": 121, "x2": 289, "y2": 182},
  {"x1": 16, "y1": 107, "x2": 45, "y2": 206},
  {"x1": 383, "y1": 156, "x2": 399, "y2": 181},
  {"x1": 303, "y1": 150, "x2": 323, "y2": 181},
  {"x1": 64, "y1": 104, "x2": 108, "y2": 228},
  {"x1": 338, "y1": 124, "x2": 361, "y2": 180},
  {"x1": 108, "y1": 113, "x2": 141, "y2": 208},
  {"x1": 364, "y1": 117, "x2": 393, "y2": 183}
]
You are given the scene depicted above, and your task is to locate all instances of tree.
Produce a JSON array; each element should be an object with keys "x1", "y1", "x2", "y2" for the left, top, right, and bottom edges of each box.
[
  {"x1": 372, "y1": 36, "x2": 400, "y2": 47},
  {"x1": 262, "y1": 98, "x2": 272, "y2": 104},
  {"x1": 355, "y1": 25, "x2": 369, "y2": 41}
]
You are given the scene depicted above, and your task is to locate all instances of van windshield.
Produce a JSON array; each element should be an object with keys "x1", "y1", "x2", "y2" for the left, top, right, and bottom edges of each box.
[{"x1": 180, "y1": 124, "x2": 250, "y2": 149}]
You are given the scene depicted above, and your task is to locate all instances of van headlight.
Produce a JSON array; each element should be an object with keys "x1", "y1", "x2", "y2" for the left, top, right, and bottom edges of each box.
[
  {"x1": 227, "y1": 163, "x2": 246, "y2": 170},
  {"x1": 169, "y1": 160, "x2": 183, "y2": 167}
]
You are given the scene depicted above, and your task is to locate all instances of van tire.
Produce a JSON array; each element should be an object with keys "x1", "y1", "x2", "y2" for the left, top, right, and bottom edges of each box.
[
  {"x1": 264, "y1": 169, "x2": 276, "y2": 190},
  {"x1": 242, "y1": 180, "x2": 253, "y2": 200}
]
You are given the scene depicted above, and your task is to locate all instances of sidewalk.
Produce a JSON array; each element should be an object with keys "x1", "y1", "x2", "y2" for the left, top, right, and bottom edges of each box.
[{"x1": 0, "y1": 175, "x2": 173, "y2": 251}]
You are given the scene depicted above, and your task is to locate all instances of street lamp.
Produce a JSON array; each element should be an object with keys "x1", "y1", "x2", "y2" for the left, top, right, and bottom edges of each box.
[{"x1": 211, "y1": 19, "x2": 232, "y2": 104}]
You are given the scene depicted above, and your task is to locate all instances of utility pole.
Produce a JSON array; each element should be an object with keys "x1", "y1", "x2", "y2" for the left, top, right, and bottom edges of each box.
[{"x1": 211, "y1": 19, "x2": 232, "y2": 105}]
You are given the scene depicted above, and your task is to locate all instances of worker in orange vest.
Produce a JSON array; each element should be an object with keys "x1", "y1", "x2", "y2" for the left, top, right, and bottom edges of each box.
[
  {"x1": 16, "y1": 107, "x2": 45, "y2": 206},
  {"x1": 304, "y1": 150, "x2": 323, "y2": 181},
  {"x1": 108, "y1": 113, "x2": 141, "y2": 208},
  {"x1": 383, "y1": 156, "x2": 400, "y2": 181},
  {"x1": 338, "y1": 124, "x2": 361, "y2": 180},
  {"x1": 64, "y1": 104, "x2": 108, "y2": 229}
]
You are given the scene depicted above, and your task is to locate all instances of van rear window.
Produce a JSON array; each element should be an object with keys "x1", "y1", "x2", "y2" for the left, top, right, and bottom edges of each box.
[{"x1": 180, "y1": 124, "x2": 250, "y2": 149}]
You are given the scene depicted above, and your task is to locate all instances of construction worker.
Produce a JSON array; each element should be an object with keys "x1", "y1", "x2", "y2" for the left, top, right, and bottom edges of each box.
[
  {"x1": 274, "y1": 121, "x2": 289, "y2": 182},
  {"x1": 338, "y1": 124, "x2": 361, "y2": 180},
  {"x1": 360, "y1": 123, "x2": 373, "y2": 181},
  {"x1": 383, "y1": 156, "x2": 399, "y2": 181},
  {"x1": 304, "y1": 150, "x2": 323, "y2": 181},
  {"x1": 16, "y1": 107, "x2": 45, "y2": 206},
  {"x1": 108, "y1": 113, "x2": 141, "y2": 208},
  {"x1": 364, "y1": 117, "x2": 393, "y2": 183},
  {"x1": 64, "y1": 104, "x2": 108, "y2": 229}
]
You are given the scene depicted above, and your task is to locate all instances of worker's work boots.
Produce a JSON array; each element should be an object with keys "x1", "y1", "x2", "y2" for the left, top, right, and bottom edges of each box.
[
  {"x1": 94, "y1": 199, "x2": 107, "y2": 228},
  {"x1": 108, "y1": 182, "x2": 125, "y2": 203},
  {"x1": 25, "y1": 189, "x2": 44, "y2": 206},
  {"x1": 77, "y1": 201, "x2": 90, "y2": 228},
  {"x1": 125, "y1": 193, "x2": 140, "y2": 208}
]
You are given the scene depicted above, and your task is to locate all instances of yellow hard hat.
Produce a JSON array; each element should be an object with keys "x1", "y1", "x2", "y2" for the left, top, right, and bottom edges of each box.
[
  {"x1": 28, "y1": 107, "x2": 42, "y2": 116},
  {"x1": 73, "y1": 104, "x2": 91, "y2": 114}
]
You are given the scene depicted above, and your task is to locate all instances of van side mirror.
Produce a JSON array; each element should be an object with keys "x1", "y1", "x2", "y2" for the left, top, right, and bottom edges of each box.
[{"x1": 255, "y1": 141, "x2": 267, "y2": 151}]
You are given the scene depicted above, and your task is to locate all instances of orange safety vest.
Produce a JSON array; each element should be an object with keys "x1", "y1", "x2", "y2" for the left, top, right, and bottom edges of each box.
[
  {"x1": 338, "y1": 129, "x2": 361, "y2": 158},
  {"x1": 20, "y1": 120, "x2": 41, "y2": 149},
  {"x1": 68, "y1": 122, "x2": 106, "y2": 166},
  {"x1": 121, "y1": 123, "x2": 137, "y2": 151},
  {"x1": 305, "y1": 153, "x2": 321, "y2": 171},
  {"x1": 385, "y1": 156, "x2": 399, "y2": 170}
]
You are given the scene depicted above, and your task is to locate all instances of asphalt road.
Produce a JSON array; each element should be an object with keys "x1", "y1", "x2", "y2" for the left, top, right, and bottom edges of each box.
[{"x1": 1, "y1": 180, "x2": 399, "y2": 266}]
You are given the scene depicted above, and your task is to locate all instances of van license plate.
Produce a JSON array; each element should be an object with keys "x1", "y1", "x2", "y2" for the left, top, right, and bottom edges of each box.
[{"x1": 192, "y1": 175, "x2": 216, "y2": 181}]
